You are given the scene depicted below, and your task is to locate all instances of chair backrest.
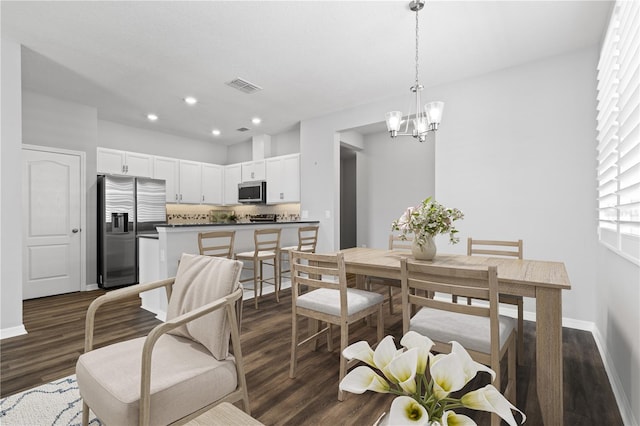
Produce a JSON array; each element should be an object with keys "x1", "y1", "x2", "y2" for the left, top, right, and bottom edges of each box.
[
  {"x1": 297, "y1": 225, "x2": 319, "y2": 252},
  {"x1": 400, "y1": 258, "x2": 500, "y2": 360},
  {"x1": 290, "y1": 251, "x2": 348, "y2": 316},
  {"x1": 389, "y1": 233, "x2": 413, "y2": 251},
  {"x1": 198, "y1": 231, "x2": 236, "y2": 259},
  {"x1": 253, "y1": 228, "x2": 281, "y2": 254},
  {"x1": 167, "y1": 253, "x2": 244, "y2": 360},
  {"x1": 467, "y1": 238, "x2": 523, "y2": 259}
]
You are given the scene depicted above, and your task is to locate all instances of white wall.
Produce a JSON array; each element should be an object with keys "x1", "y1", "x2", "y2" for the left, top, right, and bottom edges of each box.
[
  {"x1": 22, "y1": 90, "x2": 99, "y2": 286},
  {"x1": 432, "y1": 48, "x2": 599, "y2": 324},
  {"x1": 271, "y1": 125, "x2": 300, "y2": 156},
  {"x1": 0, "y1": 38, "x2": 25, "y2": 337},
  {"x1": 300, "y1": 95, "x2": 435, "y2": 253},
  {"x1": 98, "y1": 120, "x2": 228, "y2": 164},
  {"x1": 226, "y1": 126, "x2": 300, "y2": 164},
  {"x1": 596, "y1": 246, "x2": 640, "y2": 423},
  {"x1": 358, "y1": 130, "x2": 436, "y2": 250}
]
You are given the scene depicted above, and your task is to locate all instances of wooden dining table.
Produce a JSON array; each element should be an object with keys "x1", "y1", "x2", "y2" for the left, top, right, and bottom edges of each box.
[{"x1": 340, "y1": 247, "x2": 571, "y2": 426}]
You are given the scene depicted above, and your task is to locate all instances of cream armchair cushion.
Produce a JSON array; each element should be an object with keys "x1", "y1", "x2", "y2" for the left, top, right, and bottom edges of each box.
[{"x1": 167, "y1": 253, "x2": 242, "y2": 360}]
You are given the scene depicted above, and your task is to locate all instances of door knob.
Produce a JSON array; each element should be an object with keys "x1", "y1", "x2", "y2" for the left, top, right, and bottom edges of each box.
[{"x1": 72, "y1": 228, "x2": 79, "y2": 233}]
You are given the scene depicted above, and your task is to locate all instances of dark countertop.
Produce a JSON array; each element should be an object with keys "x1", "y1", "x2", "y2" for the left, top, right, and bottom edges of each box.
[
  {"x1": 156, "y1": 220, "x2": 319, "y2": 228},
  {"x1": 137, "y1": 233, "x2": 159, "y2": 239}
]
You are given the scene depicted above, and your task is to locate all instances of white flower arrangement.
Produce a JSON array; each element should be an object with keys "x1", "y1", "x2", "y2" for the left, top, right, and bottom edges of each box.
[
  {"x1": 391, "y1": 197, "x2": 464, "y2": 248},
  {"x1": 339, "y1": 332, "x2": 526, "y2": 426}
]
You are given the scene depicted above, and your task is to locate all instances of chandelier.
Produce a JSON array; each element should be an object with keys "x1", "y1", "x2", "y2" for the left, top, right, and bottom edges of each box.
[{"x1": 385, "y1": 0, "x2": 444, "y2": 143}]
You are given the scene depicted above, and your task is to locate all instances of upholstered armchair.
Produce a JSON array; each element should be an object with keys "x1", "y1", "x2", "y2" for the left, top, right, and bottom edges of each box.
[{"x1": 76, "y1": 254, "x2": 250, "y2": 426}]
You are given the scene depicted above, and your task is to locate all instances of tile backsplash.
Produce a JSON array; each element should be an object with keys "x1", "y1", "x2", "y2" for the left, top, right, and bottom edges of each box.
[{"x1": 166, "y1": 203, "x2": 300, "y2": 224}]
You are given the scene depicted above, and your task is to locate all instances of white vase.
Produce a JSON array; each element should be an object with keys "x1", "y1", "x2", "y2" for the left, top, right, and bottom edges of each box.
[{"x1": 412, "y1": 236, "x2": 437, "y2": 260}]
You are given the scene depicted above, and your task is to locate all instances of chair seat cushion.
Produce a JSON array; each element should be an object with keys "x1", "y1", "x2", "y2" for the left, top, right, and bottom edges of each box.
[
  {"x1": 297, "y1": 288, "x2": 384, "y2": 316},
  {"x1": 236, "y1": 250, "x2": 277, "y2": 259},
  {"x1": 76, "y1": 334, "x2": 237, "y2": 426},
  {"x1": 409, "y1": 307, "x2": 516, "y2": 354}
]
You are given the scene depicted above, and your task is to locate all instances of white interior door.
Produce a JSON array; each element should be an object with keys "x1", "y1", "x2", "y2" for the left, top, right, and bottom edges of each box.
[{"x1": 23, "y1": 149, "x2": 82, "y2": 299}]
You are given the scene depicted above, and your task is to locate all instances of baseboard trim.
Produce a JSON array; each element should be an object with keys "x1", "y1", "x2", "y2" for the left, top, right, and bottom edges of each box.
[
  {"x1": 140, "y1": 304, "x2": 167, "y2": 322},
  {"x1": 591, "y1": 327, "x2": 638, "y2": 426},
  {"x1": 0, "y1": 324, "x2": 27, "y2": 340},
  {"x1": 84, "y1": 283, "x2": 99, "y2": 291}
]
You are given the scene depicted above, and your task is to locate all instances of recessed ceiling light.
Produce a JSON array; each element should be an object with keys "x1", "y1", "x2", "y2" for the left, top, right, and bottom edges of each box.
[
  {"x1": 147, "y1": 113, "x2": 158, "y2": 121},
  {"x1": 184, "y1": 96, "x2": 197, "y2": 105},
  {"x1": 211, "y1": 129, "x2": 221, "y2": 136},
  {"x1": 251, "y1": 117, "x2": 261, "y2": 125}
]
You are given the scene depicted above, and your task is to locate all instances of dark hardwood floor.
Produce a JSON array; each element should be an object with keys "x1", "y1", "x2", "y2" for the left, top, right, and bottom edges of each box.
[{"x1": 0, "y1": 289, "x2": 623, "y2": 425}]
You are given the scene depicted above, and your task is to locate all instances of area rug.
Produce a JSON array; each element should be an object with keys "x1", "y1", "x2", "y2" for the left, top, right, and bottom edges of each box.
[{"x1": 0, "y1": 375, "x2": 101, "y2": 425}]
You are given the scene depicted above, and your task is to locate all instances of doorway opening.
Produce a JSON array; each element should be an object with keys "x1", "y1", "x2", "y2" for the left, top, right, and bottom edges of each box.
[{"x1": 340, "y1": 146, "x2": 357, "y2": 249}]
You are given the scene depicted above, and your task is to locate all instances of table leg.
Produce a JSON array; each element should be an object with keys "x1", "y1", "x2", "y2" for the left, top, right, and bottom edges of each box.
[{"x1": 536, "y1": 287, "x2": 563, "y2": 426}]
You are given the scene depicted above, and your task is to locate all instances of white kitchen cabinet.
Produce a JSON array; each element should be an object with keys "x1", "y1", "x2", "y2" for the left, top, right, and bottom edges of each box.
[
  {"x1": 125, "y1": 151, "x2": 154, "y2": 177},
  {"x1": 266, "y1": 154, "x2": 300, "y2": 203},
  {"x1": 201, "y1": 163, "x2": 223, "y2": 205},
  {"x1": 178, "y1": 160, "x2": 202, "y2": 204},
  {"x1": 224, "y1": 164, "x2": 242, "y2": 205},
  {"x1": 241, "y1": 160, "x2": 265, "y2": 182},
  {"x1": 153, "y1": 156, "x2": 180, "y2": 203},
  {"x1": 97, "y1": 148, "x2": 153, "y2": 177}
]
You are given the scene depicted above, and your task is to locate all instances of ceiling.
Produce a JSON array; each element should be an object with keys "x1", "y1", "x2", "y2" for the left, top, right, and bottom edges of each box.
[{"x1": 1, "y1": 1, "x2": 612, "y2": 146}]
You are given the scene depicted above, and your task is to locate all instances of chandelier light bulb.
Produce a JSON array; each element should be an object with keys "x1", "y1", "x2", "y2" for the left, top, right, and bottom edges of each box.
[
  {"x1": 385, "y1": 111, "x2": 403, "y2": 133},
  {"x1": 425, "y1": 101, "x2": 444, "y2": 125}
]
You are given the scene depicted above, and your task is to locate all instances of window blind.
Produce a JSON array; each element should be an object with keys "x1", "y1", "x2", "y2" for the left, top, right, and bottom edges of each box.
[{"x1": 596, "y1": 0, "x2": 640, "y2": 263}]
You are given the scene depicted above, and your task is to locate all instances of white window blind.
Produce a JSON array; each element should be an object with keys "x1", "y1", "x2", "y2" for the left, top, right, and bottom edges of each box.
[{"x1": 596, "y1": 0, "x2": 640, "y2": 263}]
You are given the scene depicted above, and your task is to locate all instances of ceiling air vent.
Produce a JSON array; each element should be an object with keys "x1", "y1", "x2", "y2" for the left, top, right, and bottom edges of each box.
[
  {"x1": 226, "y1": 77, "x2": 263, "y2": 94},
  {"x1": 236, "y1": 127, "x2": 250, "y2": 132}
]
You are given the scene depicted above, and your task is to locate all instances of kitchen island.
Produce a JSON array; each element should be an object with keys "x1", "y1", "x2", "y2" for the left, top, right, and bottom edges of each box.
[{"x1": 139, "y1": 221, "x2": 319, "y2": 319}]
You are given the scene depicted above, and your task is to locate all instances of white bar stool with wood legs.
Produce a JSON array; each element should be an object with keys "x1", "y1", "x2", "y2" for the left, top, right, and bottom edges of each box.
[{"x1": 235, "y1": 228, "x2": 281, "y2": 309}]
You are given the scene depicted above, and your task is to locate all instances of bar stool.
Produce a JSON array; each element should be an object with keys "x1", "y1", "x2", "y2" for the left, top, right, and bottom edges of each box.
[
  {"x1": 280, "y1": 225, "x2": 319, "y2": 282},
  {"x1": 197, "y1": 230, "x2": 236, "y2": 259},
  {"x1": 235, "y1": 228, "x2": 281, "y2": 309}
]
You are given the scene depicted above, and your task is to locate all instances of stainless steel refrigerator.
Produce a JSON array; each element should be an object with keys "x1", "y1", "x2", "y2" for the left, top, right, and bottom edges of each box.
[{"x1": 97, "y1": 175, "x2": 166, "y2": 288}]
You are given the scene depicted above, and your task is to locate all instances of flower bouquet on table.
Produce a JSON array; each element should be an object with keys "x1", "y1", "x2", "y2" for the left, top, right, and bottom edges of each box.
[
  {"x1": 339, "y1": 331, "x2": 525, "y2": 426},
  {"x1": 391, "y1": 197, "x2": 464, "y2": 248}
]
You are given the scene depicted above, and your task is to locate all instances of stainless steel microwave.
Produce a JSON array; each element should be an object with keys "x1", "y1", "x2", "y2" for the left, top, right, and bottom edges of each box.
[{"x1": 238, "y1": 181, "x2": 267, "y2": 204}]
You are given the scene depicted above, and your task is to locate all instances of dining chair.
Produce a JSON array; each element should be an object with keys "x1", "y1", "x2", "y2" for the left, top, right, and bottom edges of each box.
[
  {"x1": 400, "y1": 258, "x2": 516, "y2": 426},
  {"x1": 279, "y1": 225, "x2": 319, "y2": 281},
  {"x1": 467, "y1": 237, "x2": 525, "y2": 364},
  {"x1": 198, "y1": 230, "x2": 236, "y2": 259},
  {"x1": 365, "y1": 233, "x2": 413, "y2": 314},
  {"x1": 235, "y1": 228, "x2": 282, "y2": 309},
  {"x1": 289, "y1": 250, "x2": 385, "y2": 401},
  {"x1": 76, "y1": 254, "x2": 250, "y2": 426}
]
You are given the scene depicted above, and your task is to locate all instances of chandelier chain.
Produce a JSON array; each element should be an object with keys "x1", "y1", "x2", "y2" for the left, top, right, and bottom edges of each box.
[{"x1": 415, "y1": 9, "x2": 420, "y2": 87}]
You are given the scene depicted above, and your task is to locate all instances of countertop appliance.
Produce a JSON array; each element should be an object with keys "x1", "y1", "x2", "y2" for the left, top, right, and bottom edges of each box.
[
  {"x1": 238, "y1": 181, "x2": 267, "y2": 204},
  {"x1": 97, "y1": 175, "x2": 166, "y2": 288},
  {"x1": 249, "y1": 214, "x2": 277, "y2": 222}
]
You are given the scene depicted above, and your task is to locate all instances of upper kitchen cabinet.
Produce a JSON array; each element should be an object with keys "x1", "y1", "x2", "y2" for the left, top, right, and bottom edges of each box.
[
  {"x1": 241, "y1": 160, "x2": 265, "y2": 182},
  {"x1": 224, "y1": 164, "x2": 242, "y2": 205},
  {"x1": 201, "y1": 163, "x2": 223, "y2": 205},
  {"x1": 153, "y1": 156, "x2": 179, "y2": 203},
  {"x1": 97, "y1": 148, "x2": 154, "y2": 177},
  {"x1": 266, "y1": 154, "x2": 300, "y2": 204},
  {"x1": 178, "y1": 160, "x2": 202, "y2": 204}
]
